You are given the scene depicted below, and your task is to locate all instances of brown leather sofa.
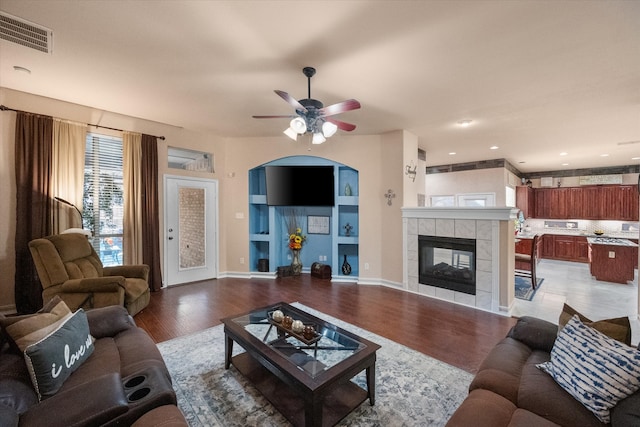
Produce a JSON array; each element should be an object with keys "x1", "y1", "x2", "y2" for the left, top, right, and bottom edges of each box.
[
  {"x1": 447, "y1": 316, "x2": 640, "y2": 427},
  {"x1": 28, "y1": 233, "x2": 150, "y2": 316},
  {"x1": 0, "y1": 305, "x2": 186, "y2": 427}
]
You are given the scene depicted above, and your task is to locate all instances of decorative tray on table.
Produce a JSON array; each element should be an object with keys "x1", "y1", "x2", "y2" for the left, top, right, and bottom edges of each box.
[{"x1": 267, "y1": 311, "x2": 322, "y2": 346}]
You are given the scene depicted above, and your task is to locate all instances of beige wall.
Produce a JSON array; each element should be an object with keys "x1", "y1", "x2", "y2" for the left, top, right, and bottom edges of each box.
[
  {"x1": 0, "y1": 88, "x2": 421, "y2": 311},
  {"x1": 425, "y1": 167, "x2": 510, "y2": 207},
  {"x1": 0, "y1": 88, "x2": 225, "y2": 311}
]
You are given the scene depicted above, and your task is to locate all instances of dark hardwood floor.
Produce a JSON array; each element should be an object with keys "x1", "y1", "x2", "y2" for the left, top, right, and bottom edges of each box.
[{"x1": 134, "y1": 275, "x2": 517, "y2": 374}]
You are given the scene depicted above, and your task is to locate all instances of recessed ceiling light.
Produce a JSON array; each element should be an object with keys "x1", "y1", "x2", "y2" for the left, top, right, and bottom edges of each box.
[
  {"x1": 559, "y1": 152, "x2": 568, "y2": 156},
  {"x1": 456, "y1": 119, "x2": 473, "y2": 128},
  {"x1": 449, "y1": 152, "x2": 456, "y2": 155},
  {"x1": 632, "y1": 156, "x2": 640, "y2": 160},
  {"x1": 561, "y1": 163, "x2": 569, "y2": 166},
  {"x1": 13, "y1": 65, "x2": 31, "y2": 74},
  {"x1": 600, "y1": 154, "x2": 609, "y2": 157},
  {"x1": 490, "y1": 146, "x2": 499, "y2": 150}
]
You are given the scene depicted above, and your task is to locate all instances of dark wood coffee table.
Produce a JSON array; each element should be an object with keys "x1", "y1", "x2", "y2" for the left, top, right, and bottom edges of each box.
[{"x1": 222, "y1": 302, "x2": 380, "y2": 427}]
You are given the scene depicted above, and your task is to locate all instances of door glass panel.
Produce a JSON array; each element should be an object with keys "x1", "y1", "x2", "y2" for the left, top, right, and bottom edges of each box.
[{"x1": 179, "y1": 187, "x2": 205, "y2": 269}]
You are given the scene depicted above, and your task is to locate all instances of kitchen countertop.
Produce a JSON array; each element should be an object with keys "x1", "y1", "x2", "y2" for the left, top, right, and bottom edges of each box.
[
  {"x1": 517, "y1": 230, "x2": 639, "y2": 240},
  {"x1": 587, "y1": 237, "x2": 638, "y2": 247}
]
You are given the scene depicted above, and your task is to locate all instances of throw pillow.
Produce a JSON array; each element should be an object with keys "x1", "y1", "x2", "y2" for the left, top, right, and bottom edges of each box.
[
  {"x1": 537, "y1": 315, "x2": 640, "y2": 424},
  {"x1": 0, "y1": 296, "x2": 70, "y2": 353},
  {"x1": 2, "y1": 297, "x2": 72, "y2": 353},
  {"x1": 558, "y1": 303, "x2": 631, "y2": 345},
  {"x1": 23, "y1": 309, "x2": 94, "y2": 400}
]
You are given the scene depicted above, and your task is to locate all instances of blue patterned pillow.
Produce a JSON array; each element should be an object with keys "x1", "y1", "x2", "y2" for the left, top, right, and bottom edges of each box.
[{"x1": 537, "y1": 314, "x2": 640, "y2": 423}]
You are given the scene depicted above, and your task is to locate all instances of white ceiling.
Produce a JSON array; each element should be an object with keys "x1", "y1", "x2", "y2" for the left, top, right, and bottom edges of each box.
[{"x1": 1, "y1": 0, "x2": 639, "y2": 173}]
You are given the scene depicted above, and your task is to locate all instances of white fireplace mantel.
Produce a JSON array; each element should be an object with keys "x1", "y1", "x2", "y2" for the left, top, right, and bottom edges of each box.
[
  {"x1": 402, "y1": 206, "x2": 519, "y2": 221},
  {"x1": 402, "y1": 206, "x2": 518, "y2": 315}
]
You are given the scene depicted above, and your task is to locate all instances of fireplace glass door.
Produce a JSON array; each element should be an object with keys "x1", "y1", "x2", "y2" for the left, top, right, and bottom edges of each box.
[{"x1": 418, "y1": 235, "x2": 476, "y2": 295}]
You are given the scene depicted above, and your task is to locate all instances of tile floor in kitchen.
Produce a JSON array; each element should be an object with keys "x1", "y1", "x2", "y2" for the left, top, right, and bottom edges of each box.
[{"x1": 511, "y1": 258, "x2": 640, "y2": 345}]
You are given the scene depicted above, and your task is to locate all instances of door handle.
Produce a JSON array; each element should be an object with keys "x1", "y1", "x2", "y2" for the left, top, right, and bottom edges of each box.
[{"x1": 168, "y1": 236, "x2": 174, "y2": 240}]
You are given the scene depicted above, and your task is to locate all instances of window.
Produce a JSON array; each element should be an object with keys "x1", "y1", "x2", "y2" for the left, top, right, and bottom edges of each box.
[{"x1": 82, "y1": 133, "x2": 123, "y2": 266}]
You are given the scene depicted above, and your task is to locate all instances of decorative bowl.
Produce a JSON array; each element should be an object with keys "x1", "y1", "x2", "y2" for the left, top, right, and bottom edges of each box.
[{"x1": 594, "y1": 230, "x2": 604, "y2": 236}]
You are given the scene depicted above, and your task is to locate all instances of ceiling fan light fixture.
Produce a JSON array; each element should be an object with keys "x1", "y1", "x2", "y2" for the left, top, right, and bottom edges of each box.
[
  {"x1": 283, "y1": 127, "x2": 298, "y2": 141},
  {"x1": 312, "y1": 132, "x2": 326, "y2": 144},
  {"x1": 290, "y1": 117, "x2": 307, "y2": 134},
  {"x1": 322, "y1": 121, "x2": 338, "y2": 138}
]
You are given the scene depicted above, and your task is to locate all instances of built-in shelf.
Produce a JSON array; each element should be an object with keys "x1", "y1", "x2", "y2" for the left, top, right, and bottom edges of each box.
[{"x1": 249, "y1": 157, "x2": 358, "y2": 279}]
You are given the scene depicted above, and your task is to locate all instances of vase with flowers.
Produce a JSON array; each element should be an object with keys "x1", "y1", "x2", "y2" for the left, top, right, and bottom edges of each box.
[{"x1": 285, "y1": 210, "x2": 306, "y2": 275}]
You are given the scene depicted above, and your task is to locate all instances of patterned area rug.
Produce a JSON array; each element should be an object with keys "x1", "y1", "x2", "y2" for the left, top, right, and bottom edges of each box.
[
  {"x1": 157, "y1": 302, "x2": 473, "y2": 426},
  {"x1": 515, "y1": 276, "x2": 544, "y2": 301}
]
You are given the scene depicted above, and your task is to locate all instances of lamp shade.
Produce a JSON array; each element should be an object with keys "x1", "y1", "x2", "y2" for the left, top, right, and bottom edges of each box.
[
  {"x1": 312, "y1": 132, "x2": 326, "y2": 144},
  {"x1": 322, "y1": 121, "x2": 338, "y2": 138},
  {"x1": 290, "y1": 117, "x2": 307, "y2": 134},
  {"x1": 283, "y1": 127, "x2": 298, "y2": 140}
]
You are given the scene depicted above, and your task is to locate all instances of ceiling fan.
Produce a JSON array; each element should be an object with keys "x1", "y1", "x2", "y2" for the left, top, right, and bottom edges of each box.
[{"x1": 252, "y1": 67, "x2": 361, "y2": 144}]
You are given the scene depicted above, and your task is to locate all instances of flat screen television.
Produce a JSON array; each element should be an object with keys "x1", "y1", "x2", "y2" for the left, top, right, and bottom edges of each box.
[{"x1": 265, "y1": 166, "x2": 335, "y2": 206}]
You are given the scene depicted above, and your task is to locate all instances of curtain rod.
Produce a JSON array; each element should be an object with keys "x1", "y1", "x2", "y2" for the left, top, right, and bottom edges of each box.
[{"x1": 0, "y1": 105, "x2": 166, "y2": 140}]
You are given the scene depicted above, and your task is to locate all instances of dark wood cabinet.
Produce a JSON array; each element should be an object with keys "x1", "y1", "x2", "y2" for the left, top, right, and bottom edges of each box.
[
  {"x1": 589, "y1": 242, "x2": 637, "y2": 284},
  {"x1": 515, "y1": 186, "x2": 535, "y2": 219},
  {"x1": 540, "y1": 234, "x2": 589, "y2": 263},
  {"x1": 540, "y1": 234, "x2": 555, "y2": 258},
  {"x1": 575, "y1": 237, "x2": 590, "y2": 262},
  {"x1": 531, "y1": 184, "x2": 638, "y2": 221},
  {"x1": 618, "y1": 185, "x2": 639, "y2": 221},
  {"x1": 580, "y1": 186, "x2": 600, "y2": 219},
  {"x1": 553, "y1": 235, "x2": 576, "y2": 260}
]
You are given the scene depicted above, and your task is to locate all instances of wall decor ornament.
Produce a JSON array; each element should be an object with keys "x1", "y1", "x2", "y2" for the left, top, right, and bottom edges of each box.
[
  {"x1": 344, "y1": 222, "x2": 353, "y2": 237},
  {"x1": 405, "y1": 161, "x2": 417, "y2": 182},
  {"x1": 344, "y1": 182, "x2": 352, "y2": 196},
  {"x1": 341, "y1": 255, "x2": 352, "y2": 275},
  {"x1": 384, "y1": 189, "x2": 396, "y2": 206}
]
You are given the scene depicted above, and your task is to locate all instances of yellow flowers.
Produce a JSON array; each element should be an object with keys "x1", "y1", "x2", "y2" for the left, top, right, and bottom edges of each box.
[{"x1": 288, "y1": 228, "x2": 306, "y2": 250}]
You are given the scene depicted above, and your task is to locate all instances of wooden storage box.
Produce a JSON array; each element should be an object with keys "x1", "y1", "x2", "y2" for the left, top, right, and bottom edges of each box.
[
  {"x1": 277, "y1": 266, "x2": 294, "y2": 277},
  {"x1": 311, "y1": 262, "x2": 331, "y2": 279}
]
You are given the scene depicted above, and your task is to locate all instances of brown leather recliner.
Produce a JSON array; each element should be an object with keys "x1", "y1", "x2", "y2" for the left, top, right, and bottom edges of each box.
[{"x1": 28, "y1": 233, "x2": 150, "y2": 316}]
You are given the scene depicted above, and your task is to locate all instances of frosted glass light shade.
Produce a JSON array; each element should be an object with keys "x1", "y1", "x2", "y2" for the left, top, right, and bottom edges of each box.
[
  {"x1": 290, "y1": 117, "x2": 307, "y2": 134},
  {"x1": 312, "y1": 132, "x2": 326, "y2": 144},
  {"x1": 322, "y1": 121, "x2": 338, "y2": 137},
  {"x1": 283, "y1": 127, "x2": 297, "y2": 140}
]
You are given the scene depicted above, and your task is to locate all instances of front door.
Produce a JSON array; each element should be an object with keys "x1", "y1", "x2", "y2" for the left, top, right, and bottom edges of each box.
[{"x1": 164, "y1": 176, "x2": 218, "y2": 286}]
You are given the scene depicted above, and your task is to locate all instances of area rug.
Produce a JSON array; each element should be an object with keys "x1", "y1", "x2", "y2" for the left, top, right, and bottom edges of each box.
[
  {"x1": 515, "y1": 276, "x2": 544, "y2": 301},
  {"x1": 157, "y1": 302, "x2": 473, "y2": 426}
]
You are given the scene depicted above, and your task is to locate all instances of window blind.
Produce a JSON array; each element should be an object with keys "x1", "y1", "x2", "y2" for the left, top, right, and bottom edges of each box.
[{"x1": 83, "y1": 133, "x2": 124, "y2": 265}]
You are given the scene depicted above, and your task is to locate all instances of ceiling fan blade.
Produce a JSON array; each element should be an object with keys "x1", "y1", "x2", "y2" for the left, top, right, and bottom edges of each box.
[
  {"x1": 274, "y1": 90, "x2": 307, "y2": 112},
  {"x1": 326, "y1": 118, "x2": 357, "y2": 132},
  {"x1": 319, "y1": 99, "x2": 361, "y2": 117},
  {"x1": 252, "y1": 115, "x2": 296, "y2": 119}
]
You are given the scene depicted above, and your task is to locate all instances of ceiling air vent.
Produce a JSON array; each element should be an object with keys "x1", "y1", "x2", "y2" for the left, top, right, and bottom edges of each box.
[{"x1": 0, "y1": 12, "x2": 53, "y2": 54}]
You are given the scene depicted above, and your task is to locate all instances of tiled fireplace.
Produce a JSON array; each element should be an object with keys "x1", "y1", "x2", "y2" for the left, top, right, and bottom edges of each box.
[{"x1": 403, "y1": 207, "x2": 518, "y2": 315}]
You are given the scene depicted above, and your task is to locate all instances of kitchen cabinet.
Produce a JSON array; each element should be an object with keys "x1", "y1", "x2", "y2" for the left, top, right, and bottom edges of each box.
[
  {"x1": 553, "y1": 235, "x2": 576, "y2": 260},
  {"x1": 580, "y1": 186, "x2": 600, "y2": 219},
  {"x1": 531, "y1": 185, "x2": 638, "y2": 221},
  {"x1": 515, "y1": 186, "x2": 535, "y2": 219},
  {"x1": 515, "y1": 238, "x2": 531, "y2": 255},
  {"x1": 540, "y1": 234, "x2": 589, "y2": 263},
  {"x1": 575, "y1": 238, "x2": 590, "y2": 262},
  {"x1": 588, "y1": 241, "x2": 637, "y2": 284},
  {"x1": 540, "y1": 234, "x2": 555, "y2": 258}
]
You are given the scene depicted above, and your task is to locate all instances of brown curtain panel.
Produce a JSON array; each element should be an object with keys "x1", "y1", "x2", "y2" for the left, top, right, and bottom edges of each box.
[
  {"x1": 140, "y1": 134, "x2": 163, "y2": 291},
  {"x1": 15, "y1": 112, "x2": 54, "y2": 313}
]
